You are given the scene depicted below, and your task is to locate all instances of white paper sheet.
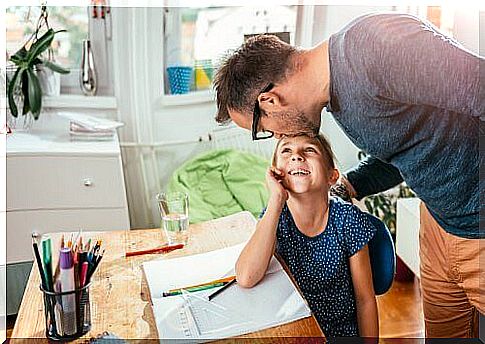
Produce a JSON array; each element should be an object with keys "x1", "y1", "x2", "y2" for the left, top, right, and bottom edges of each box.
[{"x1": 143, "y1": 244, "x2": 312, "y2": 341}]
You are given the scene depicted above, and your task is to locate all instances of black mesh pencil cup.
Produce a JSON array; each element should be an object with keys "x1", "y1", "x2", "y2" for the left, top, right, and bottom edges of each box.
[{"x1": 40, "y1": 282, "x2": 92, "y2": 341}]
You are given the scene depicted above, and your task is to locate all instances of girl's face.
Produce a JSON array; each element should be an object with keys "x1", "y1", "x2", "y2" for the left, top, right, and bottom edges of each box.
[{"x1": 274, "y1": 136, "x2": 338, "y2": 194}]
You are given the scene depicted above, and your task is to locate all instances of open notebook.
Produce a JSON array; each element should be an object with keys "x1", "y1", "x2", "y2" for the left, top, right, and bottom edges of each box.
[{"x1": 143, "y1": 244, "x2": 312, "y2": 341}]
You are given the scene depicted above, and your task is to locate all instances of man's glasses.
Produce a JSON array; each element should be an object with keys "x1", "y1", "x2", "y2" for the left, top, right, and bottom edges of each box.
[{"x1": 252, "y1": 83, "x2": 274, "y2": 141}]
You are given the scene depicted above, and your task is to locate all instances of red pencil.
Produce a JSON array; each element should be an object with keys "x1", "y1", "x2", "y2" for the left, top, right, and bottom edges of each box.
[
  {"x1": 80, "y1": 261, "x2": 89, "y2": 287},
  {"x1": 125, "y1": 244, "x2": 184, "y2": 257}
]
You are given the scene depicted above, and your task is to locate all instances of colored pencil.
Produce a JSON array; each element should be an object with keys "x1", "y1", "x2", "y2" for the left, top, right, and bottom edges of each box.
[
  {"x1": 163, "y1": 275, "x2": 236, "y2": 296},
  {"x1": 125, "y1": 243, "x2": 184, "y2": 257},
  {"x1": 162, "y1": 282, "x2": 228, "y2": 297},
  {"x1": 208, "y1": 278, "x2": 237, "y2": 301}
]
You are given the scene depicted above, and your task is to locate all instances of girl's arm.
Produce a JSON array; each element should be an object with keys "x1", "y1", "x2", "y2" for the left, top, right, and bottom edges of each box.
[
  {"x1": 349, "y1": 245, "x2": 379, "y2": 338},
  {"x1": 235, "y1": 168, "x2": 288, "y2": 288}
]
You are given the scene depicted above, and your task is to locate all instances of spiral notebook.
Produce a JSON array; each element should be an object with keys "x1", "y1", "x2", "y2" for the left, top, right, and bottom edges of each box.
[{"x1": 143, "y1": 244, "x2": 312, "y2": 341}]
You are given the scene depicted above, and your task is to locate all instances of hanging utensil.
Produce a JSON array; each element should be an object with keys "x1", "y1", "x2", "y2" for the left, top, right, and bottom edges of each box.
[{"x1": 79, "y1": 39, "x2": 97, "y2": 96}]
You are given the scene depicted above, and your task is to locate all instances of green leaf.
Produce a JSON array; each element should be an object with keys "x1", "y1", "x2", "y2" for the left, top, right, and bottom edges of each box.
[
  {"x1": 21, "y1": 71, "x2": 30, "y2": 116},
  {"x1": 374, "y1": 197, "x2": 381, "y2": 207},
  {"x1": 10, "y1": 55, "x2": 23, "y2": 65},
  {"x1": 7, "y1": 68, "x2": 22, "y2": 118},
  {"x1": 43, "y1": 60, "x2": 70, "y2": 74},
  {"x1": 26, "y1": 68, "x2": 42, "y2": 118},
  {"x1": 10, "y1": 46, "x2": 29, "y2": 67},
  {"x1": 26, "y1": 29, "x2": 55, "y2": 64},
  {"x1": 12, "y1": 46, "x2": 28, "y2": 61}
]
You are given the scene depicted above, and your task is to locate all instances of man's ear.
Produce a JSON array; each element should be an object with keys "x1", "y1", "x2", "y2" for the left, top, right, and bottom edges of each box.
[{"x1": 258, "y1": 91, "x2": 283, "y2": 114}]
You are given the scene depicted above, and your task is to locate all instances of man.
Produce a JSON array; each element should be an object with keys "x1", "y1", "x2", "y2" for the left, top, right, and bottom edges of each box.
[{"x1": 213, "y1": 13, "x2": 483, "y2": 338}]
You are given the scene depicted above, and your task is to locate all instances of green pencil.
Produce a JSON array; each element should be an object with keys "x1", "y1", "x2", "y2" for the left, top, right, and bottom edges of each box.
[
  {"x1": 41, "y1": 236, "x2": 53, "y2": 291},
  {"x1": 162, "y1": 282, "x2": 227, "y2": 297}
]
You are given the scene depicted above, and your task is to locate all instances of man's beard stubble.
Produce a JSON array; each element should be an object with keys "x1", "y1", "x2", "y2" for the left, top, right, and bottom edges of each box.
[{"x1": 274, "y1": 108, "x2": 320, "y2": 136}]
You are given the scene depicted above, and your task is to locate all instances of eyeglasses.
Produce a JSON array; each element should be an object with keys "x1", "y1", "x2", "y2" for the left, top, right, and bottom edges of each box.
[{"x1": 252, "y1": 83, "x2": 274, "y2": 141}]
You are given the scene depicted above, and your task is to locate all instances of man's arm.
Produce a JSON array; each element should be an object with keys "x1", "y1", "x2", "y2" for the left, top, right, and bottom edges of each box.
[{"x1": 344, "y1": 156, "x2": 403, "y2": 200}]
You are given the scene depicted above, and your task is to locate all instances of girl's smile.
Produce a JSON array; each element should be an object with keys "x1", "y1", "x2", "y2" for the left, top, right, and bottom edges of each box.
[{"x1": 275, "y1": 135, "x2": 336, "y2": 194}]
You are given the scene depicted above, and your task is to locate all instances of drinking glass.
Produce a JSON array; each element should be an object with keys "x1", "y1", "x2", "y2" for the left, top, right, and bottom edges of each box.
[{"x1": 156, "y1": 192, "x2": 189, "y2": 245}]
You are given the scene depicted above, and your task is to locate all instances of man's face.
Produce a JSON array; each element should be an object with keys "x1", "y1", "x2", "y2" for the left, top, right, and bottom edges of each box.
[{"x1": 229, "y1": 106, "x2": 321, "y2": 139}]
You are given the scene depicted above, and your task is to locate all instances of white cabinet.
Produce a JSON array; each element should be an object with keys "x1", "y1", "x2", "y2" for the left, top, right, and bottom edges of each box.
[
  {"x1": 5, "y1": 129, "x2": 130, "y2": 315},
  {"x1": 7, "y1": 131, "x2": 130, "y2": 264},
  {"x1": 396, "y1": 198, "x2": 421, "y2": 278}
]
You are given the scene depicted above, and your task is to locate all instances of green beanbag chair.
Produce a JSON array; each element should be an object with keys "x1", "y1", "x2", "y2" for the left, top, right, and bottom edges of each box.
[{"x1": 168, "y1": 149, "x2": 270, "y2": 223}]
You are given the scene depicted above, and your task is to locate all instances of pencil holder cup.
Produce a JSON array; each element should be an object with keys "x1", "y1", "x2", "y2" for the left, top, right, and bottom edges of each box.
[
  {"x1": 40, "y1": 282, "x2": 92, "y2": 341},
  {"x1": 167, "y1": 66, "x2": 193, "y2": 94}
]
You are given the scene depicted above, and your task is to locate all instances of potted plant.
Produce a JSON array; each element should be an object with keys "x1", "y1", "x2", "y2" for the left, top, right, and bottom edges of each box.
[
  {"x1": 364, "y1": 183, "x2": 416, "y2": 237},
  {"x1": 7, "y1": 6, "x2": 70, "y2": 121}
]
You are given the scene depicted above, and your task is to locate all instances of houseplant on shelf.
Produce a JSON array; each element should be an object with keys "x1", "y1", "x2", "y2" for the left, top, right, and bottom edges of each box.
[{"x1": 7, "y1": 6, "x2": 70, "y2": 124}]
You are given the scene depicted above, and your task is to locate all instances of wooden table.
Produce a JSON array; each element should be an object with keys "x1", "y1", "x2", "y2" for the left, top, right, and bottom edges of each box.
[{"x1": 11, "y1": 211, "x2": 324, "y2": 342}]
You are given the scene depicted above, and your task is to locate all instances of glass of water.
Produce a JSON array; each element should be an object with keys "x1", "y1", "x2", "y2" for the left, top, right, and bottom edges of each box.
[{"x1": 156, "y1": 191, "x2": 189, "y2": 245}]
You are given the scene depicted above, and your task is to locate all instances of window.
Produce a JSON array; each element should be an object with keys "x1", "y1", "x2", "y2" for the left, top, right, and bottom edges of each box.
[
  {"x1": 426, "y1": 6, "x2": 455, "y2": 36},
  {"x1": 6, "y1": 6, "x2": 113, "y2": 96},
  {"x1": 163, "y1": 6, "x2": 298, "y2": 95},
  {"x1": 6, "y1": 6, "x2": 88, "y2": 69}
]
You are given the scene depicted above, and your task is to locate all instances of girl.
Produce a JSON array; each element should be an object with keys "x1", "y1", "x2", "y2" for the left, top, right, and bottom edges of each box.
[{"x1": 235, "y1": 134, "x2": 379, "y2": 337}]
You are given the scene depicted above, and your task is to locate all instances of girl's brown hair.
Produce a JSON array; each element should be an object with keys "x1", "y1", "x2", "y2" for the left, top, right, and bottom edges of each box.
[{"x1": 272, "y1": 133, "x2": 336, "y2": 169}]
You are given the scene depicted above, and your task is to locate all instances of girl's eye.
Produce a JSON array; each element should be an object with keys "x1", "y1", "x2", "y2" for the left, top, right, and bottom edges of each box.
[
  {"x1": 305, "y1": 147, "x2": 316, "y2": 153},
  {"x1": 281, "y1": 148, "x2": 291, "y2": 154}
]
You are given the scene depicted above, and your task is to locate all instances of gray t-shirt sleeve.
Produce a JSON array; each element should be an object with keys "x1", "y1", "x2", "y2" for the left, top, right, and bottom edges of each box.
[{"x1": 348, "y1": 14, "x2": 483, "y2": 118}]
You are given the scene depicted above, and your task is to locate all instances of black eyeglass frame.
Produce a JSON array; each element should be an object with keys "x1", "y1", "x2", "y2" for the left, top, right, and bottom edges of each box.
[{"x1": 251, "y1": 83, "x2": 274, "y2": 141}]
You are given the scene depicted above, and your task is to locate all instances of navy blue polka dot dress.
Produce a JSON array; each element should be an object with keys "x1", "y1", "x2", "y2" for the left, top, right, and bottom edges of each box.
[{"x1": 272, "y1": 197, "x2": 376, "y2": 337}]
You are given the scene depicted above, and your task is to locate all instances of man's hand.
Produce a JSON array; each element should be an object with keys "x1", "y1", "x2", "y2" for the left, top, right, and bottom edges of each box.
[{"x1": 266, "y1": 167, "x2": 289, "y2": 207}]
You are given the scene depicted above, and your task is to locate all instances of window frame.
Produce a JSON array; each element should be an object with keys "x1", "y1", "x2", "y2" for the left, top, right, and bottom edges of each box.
[
  {"x1": 160, "y1": 5, "x2": 314, "y2": 102},
  {"x1": 61, "y1": 6, "x2": 114, "y2": 96},
  {"x1": 6, "y1": 6, "x2": 114, "y2": 97}
]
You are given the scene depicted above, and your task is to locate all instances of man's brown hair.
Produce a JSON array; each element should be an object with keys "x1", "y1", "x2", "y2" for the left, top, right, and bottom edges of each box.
[{"x1": 214, "y1": 35, "x2": 298, "y2": 124}]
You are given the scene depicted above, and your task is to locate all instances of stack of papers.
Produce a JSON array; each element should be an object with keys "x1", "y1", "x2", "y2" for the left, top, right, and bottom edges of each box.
[
  {"x1": 58, "y1": 112, "x2": 124, "y2": 141},
  {"x1": 143, "y1": 244, "x2": 312, "y2": 341}
]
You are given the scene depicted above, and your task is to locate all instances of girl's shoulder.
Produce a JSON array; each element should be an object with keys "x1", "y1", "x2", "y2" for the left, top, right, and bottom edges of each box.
[{"x1": 330, "y1": 197, "x2": 377, "y2": 256}]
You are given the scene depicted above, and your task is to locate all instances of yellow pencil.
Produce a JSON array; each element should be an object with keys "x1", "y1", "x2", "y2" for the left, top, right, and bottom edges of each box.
[{"x1": 166, "y1": 276, "x2": 236, "y2": 294}]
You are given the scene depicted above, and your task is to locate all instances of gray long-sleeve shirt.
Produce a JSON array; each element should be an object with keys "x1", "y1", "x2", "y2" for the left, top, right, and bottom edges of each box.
[{"x1": 327, "y1": 13, "x2": 483, "y2": 239}]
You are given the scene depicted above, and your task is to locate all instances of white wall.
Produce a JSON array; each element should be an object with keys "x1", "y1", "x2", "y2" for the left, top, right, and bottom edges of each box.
[
  {"x1": 453, "y1": 8, "x2": 480, "y2": 54},
  {"x1": 481, "y1": 12, "x2": 485, "y2": 56}
]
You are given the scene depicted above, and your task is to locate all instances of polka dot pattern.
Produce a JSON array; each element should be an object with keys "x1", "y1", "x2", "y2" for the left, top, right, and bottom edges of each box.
[{"x1": 272, "y1": 197, "x2": 376, "y2": 337}]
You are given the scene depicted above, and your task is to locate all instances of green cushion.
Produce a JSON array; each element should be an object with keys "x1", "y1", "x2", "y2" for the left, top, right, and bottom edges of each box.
[{"x1": 168, "y1": 149, "x2": 269, "y2": 223}]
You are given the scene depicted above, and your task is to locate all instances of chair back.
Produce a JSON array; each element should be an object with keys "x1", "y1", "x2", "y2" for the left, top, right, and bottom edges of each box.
[{"x1": 366, "y1": 213, "x2": 396, "y2": 295}]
